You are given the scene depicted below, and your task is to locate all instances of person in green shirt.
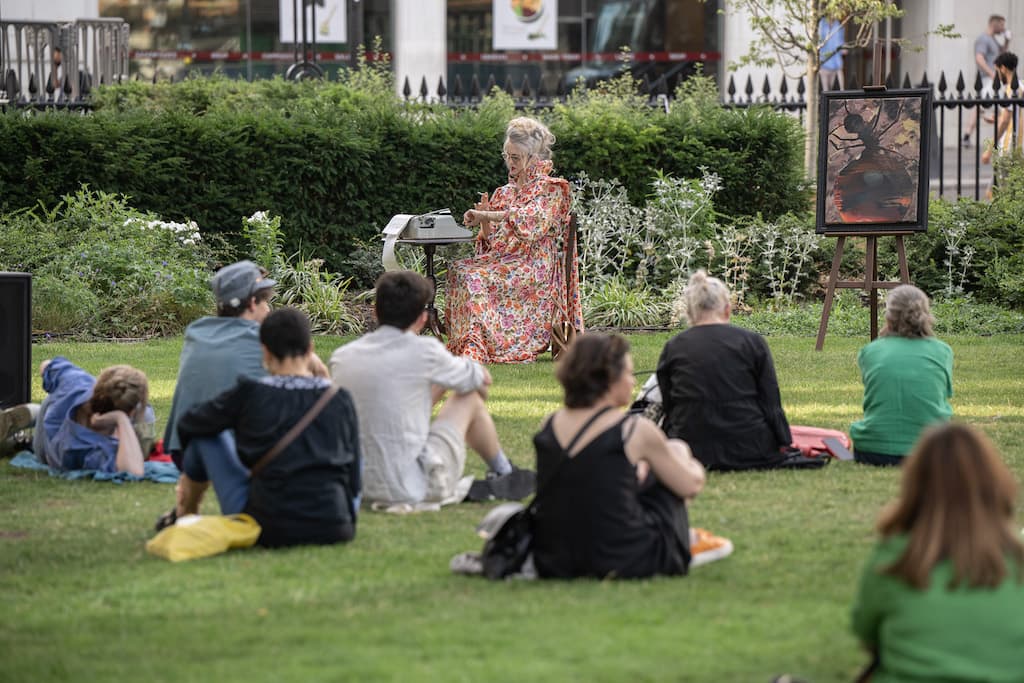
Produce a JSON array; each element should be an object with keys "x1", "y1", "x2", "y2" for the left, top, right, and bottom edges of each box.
[
  {"x1": 850, "y1": 285, "x2": 953, "y2": 466},
  {"x1": 851, "y1": 423, "x2": 1024, "y2": 682}
]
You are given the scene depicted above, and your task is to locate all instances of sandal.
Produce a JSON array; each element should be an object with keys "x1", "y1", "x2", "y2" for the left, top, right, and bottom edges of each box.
[{"x1": 154, "y1": 508, "x2": 178, "y2": 533}]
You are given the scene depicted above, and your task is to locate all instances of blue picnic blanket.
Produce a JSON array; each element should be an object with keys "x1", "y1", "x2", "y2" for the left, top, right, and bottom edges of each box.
[{"x1": 9, "y1": 451, "x2": 180, "y2": 484}]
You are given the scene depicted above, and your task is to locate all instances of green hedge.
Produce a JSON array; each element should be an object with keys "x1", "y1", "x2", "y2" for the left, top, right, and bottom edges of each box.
[{"x1": 0, "y1": 73, "x2": 808, "y2": 270}]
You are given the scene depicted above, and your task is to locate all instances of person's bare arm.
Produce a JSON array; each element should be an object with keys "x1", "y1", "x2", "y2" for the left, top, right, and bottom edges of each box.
[
  {"x1": 306, "y1": 351, "x2": 329, "y2": 378},
  {"x1": 625, "y1": 418, "x2": 705, "y2": 499},
  {"x1": 91, "y1": 410, "x2": 145, "y2": 476},
  {"x1": 464, "y1": 192, "x2": 501, "y2": 241},
  {"x1": 475, "y1": 367, "x2": 492, "y2": 401},
  {"x1": 977, "y1": 51, "x2": 995, "y2": 79},
  {"x1": 982, "y1": 108, "x2": 1013, "y2": 163}
]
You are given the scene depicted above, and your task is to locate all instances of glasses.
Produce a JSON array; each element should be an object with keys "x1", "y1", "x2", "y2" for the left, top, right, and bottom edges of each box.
[{"x1": 501, "y1": 152, "x2": 524, "y2": 163}]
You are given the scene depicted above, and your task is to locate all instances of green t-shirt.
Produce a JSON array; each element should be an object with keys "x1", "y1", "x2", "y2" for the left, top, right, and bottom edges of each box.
[
  {"x1": 851, "y1": 535, "x2": 1024, "y2": 683},
  {"x1": 850, "y1": 336, "x2": 953, "y2": 456}
]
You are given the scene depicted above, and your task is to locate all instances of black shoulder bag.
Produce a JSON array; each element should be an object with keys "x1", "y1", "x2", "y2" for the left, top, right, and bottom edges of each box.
[{"x1": 481, "y1": 406, "x2": 614, "y2": 580}]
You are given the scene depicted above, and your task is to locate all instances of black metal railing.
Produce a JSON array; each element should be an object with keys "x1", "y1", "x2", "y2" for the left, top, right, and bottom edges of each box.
[{"x1": 0, "y1": 18, "x2": 128, "y2": 108}]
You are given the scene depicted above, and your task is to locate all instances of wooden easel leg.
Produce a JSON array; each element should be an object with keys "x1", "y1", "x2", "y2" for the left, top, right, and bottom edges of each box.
[
  {"x1": 816, "y1": 236, "x2": 846, "y2": 351},
  {"x1": 867, "y1": 237, "x2": 879, "y2": 339},
  {"x1": 895, "y1": 235, "x2": 910, "y2": 283}
]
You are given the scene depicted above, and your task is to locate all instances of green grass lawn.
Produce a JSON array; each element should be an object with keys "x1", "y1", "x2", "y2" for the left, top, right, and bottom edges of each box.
[{"x1": 2, "y1": 333, "x2": 1022, "y2": 682}]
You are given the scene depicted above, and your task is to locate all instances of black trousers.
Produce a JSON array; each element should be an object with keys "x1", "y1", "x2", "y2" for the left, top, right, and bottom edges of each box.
[
  {"x1": 854, "y1": 449, "x2": 904, "y2": 467},
  {"x1": 637, "y1": 476, "x2": 692, "y2": 575}
]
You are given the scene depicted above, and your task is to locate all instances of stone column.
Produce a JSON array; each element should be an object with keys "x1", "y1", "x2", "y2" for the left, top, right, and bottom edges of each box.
[
  {"x1": 391, "y1": 0, "x2": 446, "y2": 101},
  {"x1": 2, "y1": 0, "x2": 99, "y2": 20}
]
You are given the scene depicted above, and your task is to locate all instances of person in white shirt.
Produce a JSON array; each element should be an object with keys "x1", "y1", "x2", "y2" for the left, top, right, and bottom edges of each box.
[{"x1": 330, "y1": 270, "x2": 534, "y2": 509}]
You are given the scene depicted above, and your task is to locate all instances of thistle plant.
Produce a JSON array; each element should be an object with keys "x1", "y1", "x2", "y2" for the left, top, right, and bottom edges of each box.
[
  {"x1": 573, "y1": 170, "x2": 819, "y2": 326},
  {"x1": 940, "y1": 220, "x2": 975, "y2": 297},
  {"x1": 644, "y1": 169, "x2": 721, "y2": 285},
  {"x1": 709, "y1": 225, "x2": 754, "y2": 305},
  {"x1": 572, "y1": 172, "x2": 646, "y2": 289}
]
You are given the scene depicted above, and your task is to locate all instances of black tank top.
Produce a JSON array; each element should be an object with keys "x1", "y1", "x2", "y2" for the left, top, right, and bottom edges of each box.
[{"x1": 531, "y1": 414, "x2": 674, "y2": 579}]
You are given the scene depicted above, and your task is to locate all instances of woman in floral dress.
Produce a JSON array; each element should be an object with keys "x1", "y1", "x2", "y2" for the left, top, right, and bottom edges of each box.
[{"x1": 446, "y1": 117, "x2": 582, "y2": 364}]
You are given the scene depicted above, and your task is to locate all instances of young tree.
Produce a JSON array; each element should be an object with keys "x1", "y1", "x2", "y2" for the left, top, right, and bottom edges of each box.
[{"x1": 723, "y1": 0, "x2": 904, "y2": 175}]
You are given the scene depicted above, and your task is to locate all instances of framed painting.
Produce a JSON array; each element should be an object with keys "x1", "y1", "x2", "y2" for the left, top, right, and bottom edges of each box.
[{"x1": 816, "y1": 88, "x2": 932, "y2": 234}]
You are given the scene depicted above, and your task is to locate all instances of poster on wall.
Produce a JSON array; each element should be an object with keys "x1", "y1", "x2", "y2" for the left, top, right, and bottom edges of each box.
[
  {"x1": 493, "y1": 0, "x2": 558, "y2": 51},
  {"x1": 816, "y1": 88, "x2": 931, "y2": 234},
  {"x1": 280, "y1": 0, "x2": 347, "y2": 44}
]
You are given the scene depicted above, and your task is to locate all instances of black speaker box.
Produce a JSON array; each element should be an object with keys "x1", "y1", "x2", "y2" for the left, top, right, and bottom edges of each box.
[{"x1": 0, "y1": 273, "x2": 31, "y2": 408}]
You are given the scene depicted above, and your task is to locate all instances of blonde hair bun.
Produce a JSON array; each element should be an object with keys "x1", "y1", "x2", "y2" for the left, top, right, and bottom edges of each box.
[
  {"x1": 684, "y1": 269, "x2": 730, "y2": 325},
  {"x1": 505, "y1": 116, "x2": 555, "y2": 161}
]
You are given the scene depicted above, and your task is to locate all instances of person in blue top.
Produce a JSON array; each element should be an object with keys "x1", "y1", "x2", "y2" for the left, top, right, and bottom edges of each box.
[
  {"x1": 0, "y1": 357, "x2": 150, "y2": 475},
  {"x1": 162, "y1": 260, "x2": 276, "y2": 469},
  {"x1": 819, "y1": 14, "x2": 847, "y2": 90}
]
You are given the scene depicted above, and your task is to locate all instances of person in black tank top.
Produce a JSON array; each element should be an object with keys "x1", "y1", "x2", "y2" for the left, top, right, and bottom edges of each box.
[{"x1": 531, "y1": 333, "x2": 729, "y2": 579}]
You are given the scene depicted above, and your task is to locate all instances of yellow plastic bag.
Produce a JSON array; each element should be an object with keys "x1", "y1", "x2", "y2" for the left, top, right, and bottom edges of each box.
[{"x1": 146, "y1": 513, "x2": 261, "y2": 562}]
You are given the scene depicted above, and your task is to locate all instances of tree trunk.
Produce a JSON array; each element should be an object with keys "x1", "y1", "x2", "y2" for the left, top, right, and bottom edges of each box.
[{"x1": 805, "y1": 62, "x2": 819, "y2": 180}]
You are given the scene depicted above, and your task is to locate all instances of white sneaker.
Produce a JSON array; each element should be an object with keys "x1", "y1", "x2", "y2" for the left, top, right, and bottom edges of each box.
[{"x1": 449, "y1": 551, "x2": 483, "y2": 576}]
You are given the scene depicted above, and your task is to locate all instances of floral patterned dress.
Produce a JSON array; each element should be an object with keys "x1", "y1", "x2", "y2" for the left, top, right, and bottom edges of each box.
[{"x1": 446, "y1": 160, "x2": 582, "y2": 364}]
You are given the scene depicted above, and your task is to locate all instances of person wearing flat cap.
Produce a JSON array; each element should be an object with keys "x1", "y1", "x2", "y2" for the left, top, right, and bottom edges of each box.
[{"x1": 155, "y1": 260, "x2": 328, "y2": 530}]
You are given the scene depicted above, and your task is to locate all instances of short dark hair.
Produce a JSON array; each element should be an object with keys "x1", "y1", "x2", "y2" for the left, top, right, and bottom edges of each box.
[
  {"x1": 374, "y1": 270, "x2": 433, "y2": 329},
  {"x1": 259, "y1": 307, "x2": 311, "y2": 359},
  {"x1": 990, "y1": 14, "x2": 1005, "y2": 25},
  {"x1": 218, "y1": 284, "x2": 273, "y2": 318},
  {"x1": 996, "y1": 52, "x2": 1018, "y2": 72},
  {"x1": 555, "y1": 333, "x2": 630, "y2": 408}
]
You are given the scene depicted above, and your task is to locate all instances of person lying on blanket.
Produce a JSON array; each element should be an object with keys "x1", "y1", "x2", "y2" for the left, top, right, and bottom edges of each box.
[{"x1": 0, "y1": 358, "x2": 151, "y2": 476}]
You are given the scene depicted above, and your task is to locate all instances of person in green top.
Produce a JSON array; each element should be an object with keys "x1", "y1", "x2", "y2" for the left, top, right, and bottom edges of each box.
[
  {"x1": 850, "y1": 285, "x2": 953, "y2": 466},
  {"x1": 851, "y1": 423, "x2": 1024, "y2": 682}
]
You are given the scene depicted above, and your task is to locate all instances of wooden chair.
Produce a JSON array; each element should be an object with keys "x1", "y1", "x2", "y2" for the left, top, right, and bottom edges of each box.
[{"x1": 550, "y1": 214, "x2": 581, "y2": 360}]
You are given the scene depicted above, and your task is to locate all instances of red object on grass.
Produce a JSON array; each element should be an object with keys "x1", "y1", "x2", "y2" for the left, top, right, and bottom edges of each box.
[
  {"x1": 146, "y1": 438, "x2": 173, "y2": 463},
  {"x1": 790, "y1": 426, "x2": 851, "y2": 458}
]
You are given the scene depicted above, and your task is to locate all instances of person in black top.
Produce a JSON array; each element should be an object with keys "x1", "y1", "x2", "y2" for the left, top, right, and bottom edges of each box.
[
  {"x1": 656, "y1": 270, "x2": 792, "y2": 471},
  {"x1": 531, "y1": 333, "x2": 731, "y2": 579},
  {"x1": 175, "y1": 307, "x2": 361, "y2": 548}
]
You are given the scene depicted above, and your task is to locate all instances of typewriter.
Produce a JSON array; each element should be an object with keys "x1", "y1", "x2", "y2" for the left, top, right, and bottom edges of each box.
[
  {"x1": 381, "y1": 209, "x2": 475, "y2": 271},
  {"x1": 382, "y1": 209, "x2": 474, "y2": 240}
]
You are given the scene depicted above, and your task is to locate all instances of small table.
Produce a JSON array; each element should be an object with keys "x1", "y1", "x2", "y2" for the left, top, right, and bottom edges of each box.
[{"x1": 395, "y1": 236, "x2": 475, "y2": 338}]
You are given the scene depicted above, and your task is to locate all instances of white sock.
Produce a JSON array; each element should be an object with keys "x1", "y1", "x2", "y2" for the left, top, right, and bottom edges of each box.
[{"x1": 489, "y1": 451, "x2": 513, "y2": 476}]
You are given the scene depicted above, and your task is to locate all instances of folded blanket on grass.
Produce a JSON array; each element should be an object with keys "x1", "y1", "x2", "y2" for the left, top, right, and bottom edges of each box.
[{"x1": 9, "y1": 451, "x2": 180, "y2": 484}]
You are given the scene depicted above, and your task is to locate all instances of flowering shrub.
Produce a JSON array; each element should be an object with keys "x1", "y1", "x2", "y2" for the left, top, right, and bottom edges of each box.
[
  {"x1": 128, "y1": 218, "x2": 202, "y2": 247},
  {"x1": 0, "y1": 188, "x2": 221, "y2": 337}
]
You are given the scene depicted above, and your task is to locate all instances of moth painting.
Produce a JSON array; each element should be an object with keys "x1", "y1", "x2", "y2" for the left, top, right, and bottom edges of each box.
[{"x1": 817, "y1": 89, "x2": 931, "y2": 233}]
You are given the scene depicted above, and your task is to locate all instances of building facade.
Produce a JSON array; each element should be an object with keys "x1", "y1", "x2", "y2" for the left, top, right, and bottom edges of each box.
[{"x1": 2, "y1": 0, "x2": 1022, "y2": 102}]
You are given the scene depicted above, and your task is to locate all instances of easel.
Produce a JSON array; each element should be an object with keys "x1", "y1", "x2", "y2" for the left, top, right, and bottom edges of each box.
[{"x1": 815, "y1": 232, "x2": 910, "y2": 350}]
